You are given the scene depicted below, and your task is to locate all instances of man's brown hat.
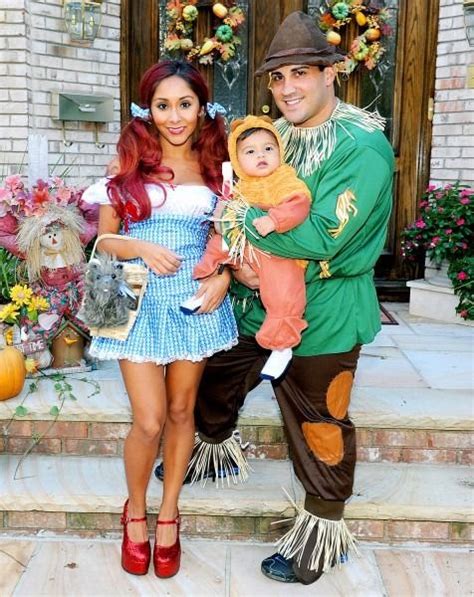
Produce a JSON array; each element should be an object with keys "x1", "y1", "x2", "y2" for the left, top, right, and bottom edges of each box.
[{"x1": 255, "y1": 11, "x2": 345, "y2": 76}]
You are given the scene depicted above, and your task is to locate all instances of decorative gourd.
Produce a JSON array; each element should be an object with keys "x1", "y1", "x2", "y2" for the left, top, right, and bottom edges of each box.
[{"x1": 0, "y1": 346, "x2": 26, "y2": 401}]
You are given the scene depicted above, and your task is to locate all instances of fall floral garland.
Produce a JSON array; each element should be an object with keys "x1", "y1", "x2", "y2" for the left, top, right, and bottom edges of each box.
[
  {"x1": 164, "y1": 1, "x2": 245, "y2": 65},
  {"x1": 319, "y1": 0, "x2": 392, "y2": 74}
]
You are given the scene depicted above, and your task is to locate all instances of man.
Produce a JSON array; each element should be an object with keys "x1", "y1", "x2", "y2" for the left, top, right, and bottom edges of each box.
[{"x1": 157, "y1": 11, "x2": 394, "y2": 585}]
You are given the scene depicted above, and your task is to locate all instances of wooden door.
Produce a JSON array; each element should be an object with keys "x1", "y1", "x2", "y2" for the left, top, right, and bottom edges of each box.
[{"x1": 121, "y1": 0, "x2": 439, "y2": 281}]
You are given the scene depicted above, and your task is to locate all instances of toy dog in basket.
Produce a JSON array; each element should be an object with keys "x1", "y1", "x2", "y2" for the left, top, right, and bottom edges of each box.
[
  {"x1": 80, "y1": 235, "x2": 148, "y2": 341},
  {"x1": 82, "y1": 253, "x2": 137, "y2": 328}
]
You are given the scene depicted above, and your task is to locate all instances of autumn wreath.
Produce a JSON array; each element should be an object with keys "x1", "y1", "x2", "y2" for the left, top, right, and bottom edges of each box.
[
  {"x1": 164, "y1": 1, "x2": 246, "y2": 65},
  {"x1": 318, "y1": 0, "x2": 392, "y2": 74}
]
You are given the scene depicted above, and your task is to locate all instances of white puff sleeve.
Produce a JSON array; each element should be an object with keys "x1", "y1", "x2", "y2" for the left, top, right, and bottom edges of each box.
[{"x1": 81, "y1": 177, "x2": 113, "y2": 205}]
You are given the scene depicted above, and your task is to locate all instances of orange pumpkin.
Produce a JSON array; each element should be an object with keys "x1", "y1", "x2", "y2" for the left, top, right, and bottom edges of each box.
[
  {"x1": 366, "y1": 28, "x2": 381, "y2": 41},
  {"x1": 0, "y1": 346, "x2": 26, "y2": 401}
]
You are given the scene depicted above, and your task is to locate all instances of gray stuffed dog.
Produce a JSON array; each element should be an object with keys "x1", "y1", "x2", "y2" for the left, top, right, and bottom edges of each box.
[{"x1": 81, "y1": 253, "x2": 137, "y2": 328}]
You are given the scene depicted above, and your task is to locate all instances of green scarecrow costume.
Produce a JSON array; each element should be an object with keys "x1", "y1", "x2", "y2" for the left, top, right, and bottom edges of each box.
[{"x1": 158, "y1": 11, "x2": 395, "y2": 585}]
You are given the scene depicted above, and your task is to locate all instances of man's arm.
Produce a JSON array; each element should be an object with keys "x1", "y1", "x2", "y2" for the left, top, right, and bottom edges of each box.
[{"x1": 244, "y1": 146, "x2": 393, "y2": 261}]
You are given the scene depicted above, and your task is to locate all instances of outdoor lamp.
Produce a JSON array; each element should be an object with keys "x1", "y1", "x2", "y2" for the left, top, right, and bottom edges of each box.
[
  {"x1": 63, "y1": 0, "x2": 104, "y2": 44},
  {"x1": 464, "y1": 0, "x2": 474, "y2": 46}
]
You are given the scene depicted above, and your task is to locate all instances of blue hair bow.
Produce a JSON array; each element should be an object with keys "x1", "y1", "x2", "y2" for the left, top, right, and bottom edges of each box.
[
  {"x1": 206, "y1": 102, "x2": 227, "y2": 119},
  {"x1": 130, "y1": 102, "x2": 151, "y2": 121}
]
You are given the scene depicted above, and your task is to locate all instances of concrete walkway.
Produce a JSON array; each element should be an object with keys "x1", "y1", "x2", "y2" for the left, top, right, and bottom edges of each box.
[{"x1": 1, "y1": 535, "x2": 472, "y2": 596}]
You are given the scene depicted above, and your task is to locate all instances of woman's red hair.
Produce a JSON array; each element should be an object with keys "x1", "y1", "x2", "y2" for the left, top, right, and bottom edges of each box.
[{"x1": 108, "y1": 60, "x2": 228, "y2": 222}]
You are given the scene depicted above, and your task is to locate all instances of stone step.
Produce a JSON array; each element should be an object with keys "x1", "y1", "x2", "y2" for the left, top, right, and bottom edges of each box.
[
  {"x1": 0, "y1": 454, "x2": 472, "y2": 545},
  {"x1": 1, "y1": 361, "x2": 472, "y2": 465}
]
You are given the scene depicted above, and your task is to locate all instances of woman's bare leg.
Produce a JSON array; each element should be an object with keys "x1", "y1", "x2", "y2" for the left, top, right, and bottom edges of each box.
[
  {"x1": 120, "y1": 359, "x2": 167, "y2": 543},
  {"x1": 157, "y1": 359, "x2": 206, "y2": 546}
]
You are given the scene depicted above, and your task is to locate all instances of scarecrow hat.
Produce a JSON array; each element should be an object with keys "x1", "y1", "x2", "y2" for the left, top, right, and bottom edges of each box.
[{"x1": 255, "y1": 11, "x2": 345, "y2": 76}]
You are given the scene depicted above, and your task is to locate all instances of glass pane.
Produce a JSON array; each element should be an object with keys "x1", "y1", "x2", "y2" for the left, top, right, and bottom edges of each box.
[
  {"x1": 359, "y1": 1, "x2": 399, "y2": 143},
  {"x1": 158, "y1": 1, "x2": 249, "y2": 120}
]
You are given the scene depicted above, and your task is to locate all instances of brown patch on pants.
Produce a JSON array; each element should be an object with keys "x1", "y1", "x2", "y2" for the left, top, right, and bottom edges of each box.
[{"x1": 302, "y1": 421, "x2": 344, "y2": 466}]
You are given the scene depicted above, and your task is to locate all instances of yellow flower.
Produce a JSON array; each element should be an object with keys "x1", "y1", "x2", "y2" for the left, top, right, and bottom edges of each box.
[
  {"x1": 10, "y1": 284, "x2": 33, "y2": 307},
  {"x1": 29, "y1": 295, "x2": 49, "y2": 312},
  {"x1": 0, "y1": 303, "x2": 20, "y2": 323},
  {"x1": 25, "y1": 357, "x2": 38, "y2": 374},
  {"x1": 4, "y1": 327, "x2": 14, "y2": 345}
]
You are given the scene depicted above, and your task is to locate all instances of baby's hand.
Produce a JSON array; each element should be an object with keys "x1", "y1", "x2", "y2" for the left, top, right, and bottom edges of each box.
[{"x1": 253, "y1": 215, "x2": 276, "y2": 237}]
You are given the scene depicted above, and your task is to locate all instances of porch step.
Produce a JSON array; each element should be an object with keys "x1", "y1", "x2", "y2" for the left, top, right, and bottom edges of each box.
[
  {"x1": 0, "y1": 454, "x2": 472, "y2": 544},
  {"x1": 1, "y1": 371, "x2": 472, "y2": 465}
]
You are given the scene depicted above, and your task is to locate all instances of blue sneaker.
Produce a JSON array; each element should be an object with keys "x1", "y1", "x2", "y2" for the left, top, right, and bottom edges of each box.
[{"x1": 261, "y1": 553, "x2": 298, "y2": 583}]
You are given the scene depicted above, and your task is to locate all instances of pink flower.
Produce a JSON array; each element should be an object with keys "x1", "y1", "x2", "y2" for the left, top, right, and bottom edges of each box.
[
  {"x1": 445, "y1": 228, "x2": 452, "y2": 234},
  {"x1": 444, "y1": 184, "x2": 453, "y2": 190},
  {"x1": 56, "y1": 186, "x2": 72, "y2": 204},
  {"x1": 0, "y1": 188, "x2": 13, "y2": 202},
  {"x1": 456, "y1": 218, "x2": 465, "y2": 226},
  {"x1": 461, "y1": 242, "x2": 468, "y2": 250},
  {"x1": 429, "y1": 236, "x2": 441, "y2": 247},
  {"x1": 459, "y1": 309, "x2": 468, "y2": 319},
  {"x1": 460, "y1": 198, "x2": 470, "y2": 205},
  {"x1": 426, "y1": 184, "x2": 436, "y2": 192},
  {"x1": 460, "y1": 188, "x2": 473, "y2": 198},
  {"x1": 415, "y1": 219, "x2": 426, "y2": 229},
  {"x1": 435, "y1": 192, "x2": 443, "y2": 199},
  {"x1": 438, "y1": 207, "x2": 444, "y2": 213},
  {"x1": 5, "y1": 174, "x2": 23, "y2": 191},
  {"x1": 419, "y1": 200, "x2": 429, "y2": 208},
  {"x1": 457, "y1": 271, "x2": 468, "y2": 281}
]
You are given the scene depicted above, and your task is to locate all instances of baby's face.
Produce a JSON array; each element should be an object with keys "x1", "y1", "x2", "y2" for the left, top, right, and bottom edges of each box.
[{"x1": 236, "y1": 129, "x2": 280, "y2": 178}]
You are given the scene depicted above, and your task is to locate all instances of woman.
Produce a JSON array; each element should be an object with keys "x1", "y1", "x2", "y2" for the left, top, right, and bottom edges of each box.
[{"x1": 82, "y1": 60, "x2": 237, "y2": 578}]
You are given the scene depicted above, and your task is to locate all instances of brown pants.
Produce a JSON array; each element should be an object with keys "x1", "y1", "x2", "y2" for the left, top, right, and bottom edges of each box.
[{"x1": 196, "y1": 336, "x2": 361, "y2": 516}]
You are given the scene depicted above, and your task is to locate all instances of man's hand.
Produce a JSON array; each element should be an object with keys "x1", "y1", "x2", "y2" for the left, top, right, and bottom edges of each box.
[
  {"x1": 233, "y1": 263, "x2": 260, "y2": 290},
  {"x1": 252, "y1": 215, "x2": 276, "y2": 237}
]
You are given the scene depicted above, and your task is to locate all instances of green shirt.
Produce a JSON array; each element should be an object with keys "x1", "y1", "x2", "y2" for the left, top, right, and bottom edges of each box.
[{"x1": 231, "y1": 119, "x2": 395, "y2": 356}]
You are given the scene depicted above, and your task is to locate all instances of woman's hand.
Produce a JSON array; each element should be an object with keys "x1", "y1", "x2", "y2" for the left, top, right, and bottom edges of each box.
[
  {"x1": 139, "y1": 240, "x2": 183, "y2": 276},
  {"x1": 232, "y1": 263, "x2": 260, "y2": 290},
  {"x1": 195, "y1": 268, "x2": 231, "y2": 313}
]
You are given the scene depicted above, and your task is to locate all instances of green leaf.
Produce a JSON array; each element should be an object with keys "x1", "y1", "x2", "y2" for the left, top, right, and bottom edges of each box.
[
  {"x1": 15, "y1": 405, "x2": 28, "y2": 417},
  {"x1": 54, "y1": 382, "x2": 63, "y2": 391},
  {"x1": 50, "y1": 405, "x2": 60, "y2": 416}
]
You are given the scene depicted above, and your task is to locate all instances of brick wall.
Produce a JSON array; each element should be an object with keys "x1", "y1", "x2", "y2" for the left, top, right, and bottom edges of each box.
[
  {"x1": 430, "y1": 0, "x2": 474, "y2": 184},
  {"x1": 0, "y1": 0, "x2": 120, "y2": 186}
]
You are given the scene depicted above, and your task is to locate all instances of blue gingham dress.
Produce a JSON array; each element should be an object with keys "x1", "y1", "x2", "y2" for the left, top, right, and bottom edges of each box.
[{"x1": 82, "y1": 180, "x2": 238, "y2": 365}]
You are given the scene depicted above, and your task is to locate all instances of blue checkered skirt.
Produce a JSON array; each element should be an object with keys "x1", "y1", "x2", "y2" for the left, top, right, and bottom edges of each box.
[{"x1": 88, "y1": 214, "x2": 238, "y2": 364}]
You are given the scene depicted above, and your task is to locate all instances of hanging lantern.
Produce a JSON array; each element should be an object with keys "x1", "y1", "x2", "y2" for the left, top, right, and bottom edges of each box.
[{"x1": 63, "y1": 0, "x2": 104, "y2": 44}]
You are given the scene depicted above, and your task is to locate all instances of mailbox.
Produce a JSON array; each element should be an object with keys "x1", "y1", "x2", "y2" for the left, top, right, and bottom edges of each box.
[{"x1": 52, "y1": 92, "x2": 114, "y2": 123}]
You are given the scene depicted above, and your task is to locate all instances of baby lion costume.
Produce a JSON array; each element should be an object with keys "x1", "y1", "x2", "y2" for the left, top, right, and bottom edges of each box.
[{"x1": 193, "y1": 115, "x2": 311, "y2": 353}]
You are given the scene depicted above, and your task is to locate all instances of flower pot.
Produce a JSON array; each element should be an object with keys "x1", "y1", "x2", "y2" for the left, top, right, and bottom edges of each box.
[{"x1": 424, "y1": 258, "x2": 452, "y2": 288}]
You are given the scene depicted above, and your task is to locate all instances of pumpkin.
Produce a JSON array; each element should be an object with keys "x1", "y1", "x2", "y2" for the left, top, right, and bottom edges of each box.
[
  {"x1": 327, "y1": 31, "x2": 342, "y2": 46},
  {"x1": 0, "y1": 346, "x2": 26, "y2": 401},
  {"x1": 355, "y1": 11, "x2": 367, "y2": 27},
  {"x1": 212, "y1": 3, "x2": 228, "y2": 19},
  {"x1": 366, "y1": 28, "x2": 381, "y2": 41}
]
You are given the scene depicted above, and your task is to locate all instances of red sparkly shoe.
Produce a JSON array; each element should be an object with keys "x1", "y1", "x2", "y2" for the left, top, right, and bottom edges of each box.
[
  {"x1": 153, "y1": 512, "x2": 181, "y2": 578},
  {"x1": 120, "y1": 499, "x2": 151, "y2": 575}
]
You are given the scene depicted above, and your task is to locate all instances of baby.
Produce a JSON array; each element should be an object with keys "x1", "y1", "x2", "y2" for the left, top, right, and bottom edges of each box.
[{"x1": 192, "y1": 115, "x2": 312, "y2": 380}]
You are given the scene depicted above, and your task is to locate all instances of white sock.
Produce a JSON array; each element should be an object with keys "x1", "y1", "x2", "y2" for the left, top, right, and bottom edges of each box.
[
  {"x1": 260, "y1": 348, "x2": 293, "y2": 380},
  {"x1": 180, "y1": 294, "x2": 204, "y2": 314}
]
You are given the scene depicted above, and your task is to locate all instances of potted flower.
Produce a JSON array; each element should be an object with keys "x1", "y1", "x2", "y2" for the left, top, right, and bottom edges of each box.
[{"x1": 401, "y1": 182, "x2": 473, "y2": 320}]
